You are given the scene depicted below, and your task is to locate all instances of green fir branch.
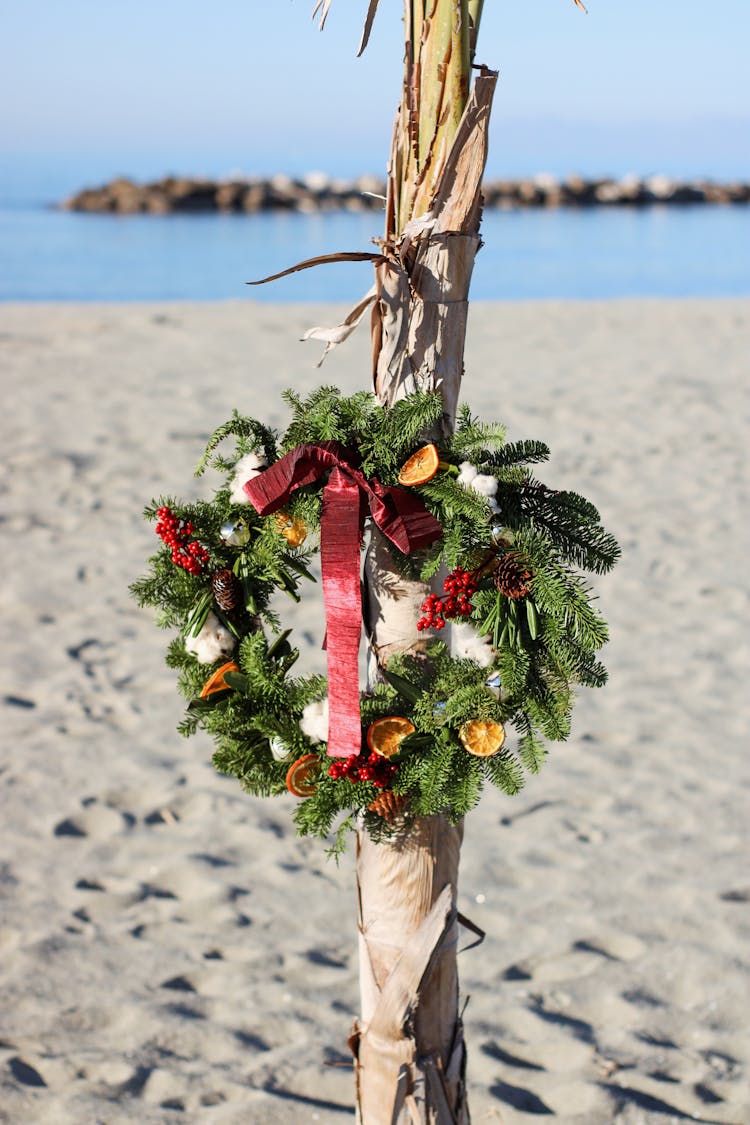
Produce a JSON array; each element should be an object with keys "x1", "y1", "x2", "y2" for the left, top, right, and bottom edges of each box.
[
  {"x1": 477, "y1": 438, "x2": 550, "y2": 468},
  {"x1": 195, "y1": 409, "x2": 277, "y2": 476}
]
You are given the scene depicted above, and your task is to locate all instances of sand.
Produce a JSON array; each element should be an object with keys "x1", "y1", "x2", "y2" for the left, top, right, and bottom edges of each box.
[{"x1": 0, "y1": 298, "x2": 748, "y2": 1124}]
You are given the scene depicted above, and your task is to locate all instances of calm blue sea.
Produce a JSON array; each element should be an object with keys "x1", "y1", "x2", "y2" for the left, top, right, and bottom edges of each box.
[{"x1": 1, "y1": 202, "x2": 749, "y2": 302}]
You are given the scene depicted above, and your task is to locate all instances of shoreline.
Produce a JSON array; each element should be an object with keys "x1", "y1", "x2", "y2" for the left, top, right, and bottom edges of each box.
[{"x1": 4, "y1": 293, "x2": 749, "y2": 309}]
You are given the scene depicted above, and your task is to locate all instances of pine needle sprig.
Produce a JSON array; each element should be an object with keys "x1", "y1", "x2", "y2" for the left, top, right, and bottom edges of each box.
[
  {"x1": 525, "y1": 671, "x2": 573, "y2": 741},
  {"x1": 443, "y1": 753, "x2": 484, "y2": 819},
  {"x1": 282, "y1": 386, "x2": 376, "y2": 449},
  {"x1": 195, "y1": 409, "x2": 278, "y2": 477},
  {"x1": 452, "y1": 404, "x2": 507, "y2": 457},
  {"x1": 515, "y1": 712, "x2": 548, "y2": 774},
  {"x1": 294, "y1": 770, "x2": 373, "y2": 838},
  {"x1": 498, "y1": 479, "x2": 620, "y2": 575},
  {"x1": 494, "y1": 640, "x2": 532, "y2": 698},
  {"x1": 541, "y1": 618, "x2": 609, "y2": 687},
  {"x1": 481, "y1": 748, "x2": 525, "y2": 794},
  {"x1": 529, "y1": 560, "x2": 609, "y2": 652},
  {"x1": 477, "y1": 438, "x2": 551, "y2": 468},
  {"x1": 359, "y1": 391, "x2": 444, "y2": 479}
]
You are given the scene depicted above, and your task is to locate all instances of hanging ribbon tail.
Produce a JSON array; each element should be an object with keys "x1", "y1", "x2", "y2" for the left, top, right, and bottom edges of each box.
[
  {"x1": 242, "y1": 441, "x2": 444, "y2": 757},
  {"x1": 321, "y1": 467, "x2": 367, "y2": 758}
]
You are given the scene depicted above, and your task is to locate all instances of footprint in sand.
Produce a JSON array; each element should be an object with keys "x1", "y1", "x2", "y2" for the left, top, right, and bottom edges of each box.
[
  {"x1": 8, "y1": 1057, "x2": 47, "y2": 1088},
  {"x1": 489, "y1": 1077, "x2": 554, "y2": 1115},
  {"x1": 719, "y1": 887, "x2": 750, "y2": 902},
  {"x1": 502, "y1": 931, "x2": 646, "y2": 984},
  {"x1": 53, "y1": 802, "x2": 131, "y2": 838},
  {"x1": 621, "y1": 987, "x2": 666, "y2": 1009},
  {"x1": 481, "y1": 1041, "x2": 545, "y2": 1072}
]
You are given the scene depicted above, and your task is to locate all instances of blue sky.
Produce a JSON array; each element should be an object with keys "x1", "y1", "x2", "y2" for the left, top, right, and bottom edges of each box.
[{"x1": 1, "y1": 0, "x2": 748, "y2": 197}]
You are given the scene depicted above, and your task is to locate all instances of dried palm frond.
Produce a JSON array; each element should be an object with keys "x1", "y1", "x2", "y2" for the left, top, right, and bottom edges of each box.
[
  {"x1": 311, "y1": 0, "x2": 333, "y2": 31},
  {"x1": 312, "y1": 0, "x2": 382, "y2": 54},
  {"x1": 357, "y1": 0, "x2": 381, "y2": 56}
]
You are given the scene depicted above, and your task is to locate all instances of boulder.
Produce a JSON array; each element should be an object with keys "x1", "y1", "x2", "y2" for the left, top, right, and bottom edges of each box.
[{"x1": 58, "y1": 173, "x2": 750, "y2": 213}]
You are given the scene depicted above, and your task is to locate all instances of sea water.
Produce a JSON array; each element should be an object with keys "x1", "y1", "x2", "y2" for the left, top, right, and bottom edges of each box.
[{"x1": 1, "y1": 202, "x2": 748, "y2": 302}]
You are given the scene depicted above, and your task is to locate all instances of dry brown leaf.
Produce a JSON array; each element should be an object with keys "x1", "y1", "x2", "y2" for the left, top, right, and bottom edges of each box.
[
  {"x1": 301, "y1": 287, "x2": 377, "y2": 366},
  {"x1": 247, "y1": 250, "x2": 383, "y2": 287},
  {"x1": 357, "y1": 0, "x2": 381, "y2": 56},
  {"x1": 314, "y1": 0, "x2": 381, "y2": 51},
  {"x1": 311, "y1": 0, "x2": 333, "y2": 31}
]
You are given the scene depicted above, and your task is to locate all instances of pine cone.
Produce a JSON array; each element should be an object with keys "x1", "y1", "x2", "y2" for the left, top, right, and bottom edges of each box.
[
  {"x1": 211, "y1": 567, "x2": 242, "y2": 613},
  {"x1": 493, "y1": 552, "x2": 533, "y2": 599},
  {"x1": 368, "y1": 790, "x2": 408, "y2": 823}
]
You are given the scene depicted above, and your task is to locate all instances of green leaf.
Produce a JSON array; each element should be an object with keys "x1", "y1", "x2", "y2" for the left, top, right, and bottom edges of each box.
[
  {"x1": 187, "y1": 696, "x2": 225, "y2": 715},
  {"x1": 185, "y1": 590, "x2": 213, "y2": 637},
  {"x1": 285, "y1": 557, "x2": 317, "y2": 582},
  {"x1": 223, "y1": 671, "x2": 249, "y2": 693},
  {"x1": 382, "y1": 669, "x2": 423, "y2": 706},
  {"x1": 213, "y1": 605, "x2": 241, "y2": 638},
  {"x1": 267, "y1": 629, "x2": 293, "y2": 659}
]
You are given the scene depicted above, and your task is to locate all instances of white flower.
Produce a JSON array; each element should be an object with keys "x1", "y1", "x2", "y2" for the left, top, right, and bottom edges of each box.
[
  {"x1": 451, "y1": 621, "x2": 494, "y2": 668},
  {"x1": 300, "y1": 698, "x2": 329, "y2": 744},
  {"x1": 229, "y1": 451, "x2": 268, "y2": 505},
  {"x1": 184, "y1": 611, "x2": 236, "y2": 665}
]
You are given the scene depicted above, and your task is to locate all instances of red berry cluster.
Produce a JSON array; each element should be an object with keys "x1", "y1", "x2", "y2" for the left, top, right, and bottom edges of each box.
[
  {"x1": 328, "y1": 750, "x2": 397, "y2": 788},
  {"x1": 417, "y1": 567, "x2": 478, "y2": 631},
  {"x1": 155, "y1": 506, "x2": 210, "y2": 576}
]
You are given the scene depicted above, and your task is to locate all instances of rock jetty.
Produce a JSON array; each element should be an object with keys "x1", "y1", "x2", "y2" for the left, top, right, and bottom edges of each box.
[{"x1": 61, "y1": 172, "x2": 750, "y2": 214}]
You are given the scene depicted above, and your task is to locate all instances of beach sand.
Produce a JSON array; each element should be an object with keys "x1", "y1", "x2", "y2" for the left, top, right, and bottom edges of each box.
[{"x1": 1, "y1": 298, "x2": 748, "y2": 1123}]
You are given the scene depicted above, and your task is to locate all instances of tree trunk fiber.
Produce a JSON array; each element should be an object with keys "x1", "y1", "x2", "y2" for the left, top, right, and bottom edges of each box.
[
  {"x1": 354, "y1": 817, "x2": 467, "y2": 1124},
  {"x1": 352, "y1": 21, "x2": 497, "y2": 1117}
]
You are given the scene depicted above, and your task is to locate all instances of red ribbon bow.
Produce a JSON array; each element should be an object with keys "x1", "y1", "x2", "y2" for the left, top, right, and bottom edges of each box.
[{"x1": 243, "y1": 442, "x2": 443, "y2": 757}]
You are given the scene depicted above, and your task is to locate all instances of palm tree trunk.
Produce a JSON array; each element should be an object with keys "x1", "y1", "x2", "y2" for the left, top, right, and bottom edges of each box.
[{"x1": 352, "y1": 3, "x2": 497, "y2": 1120}]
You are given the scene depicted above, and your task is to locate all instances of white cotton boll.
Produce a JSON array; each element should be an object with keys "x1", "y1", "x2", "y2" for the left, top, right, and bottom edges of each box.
[
  {"x1": 458, "y1": 463, "x2": 499, "y2": 505},
  {"x1": 451, "y1": 622, "x2": 494, "y2": 669},
  {"x1": 470, "y1": 473, "x2": 499, "y2": 499},
  {"x1": 300, "y1": 698, "x2": 329, "y2": 744},
  {"x1": 457, "y1": 461, "x2": 478, "y2": 485},
  {"x1": 185, "y1": 612, "x2": 237, "y2": 665},
  {"x1": 229, "y1": 450, "x2": 268, "y2": 504}
]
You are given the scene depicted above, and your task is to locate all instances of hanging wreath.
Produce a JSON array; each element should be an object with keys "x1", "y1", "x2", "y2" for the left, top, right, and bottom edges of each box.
[{"x1": 131, "y1": 387, "x2": 619, "y2": 853}]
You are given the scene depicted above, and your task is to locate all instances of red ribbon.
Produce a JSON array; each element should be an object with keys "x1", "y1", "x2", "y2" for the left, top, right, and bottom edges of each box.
[{"x1": 243, "y1": 442, "x2": 443, "y2": 757}]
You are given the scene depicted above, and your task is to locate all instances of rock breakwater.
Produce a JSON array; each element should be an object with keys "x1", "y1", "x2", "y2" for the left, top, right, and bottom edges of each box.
[{"x1": 61, "y1": 172, "x2": 750, "y2": 214}]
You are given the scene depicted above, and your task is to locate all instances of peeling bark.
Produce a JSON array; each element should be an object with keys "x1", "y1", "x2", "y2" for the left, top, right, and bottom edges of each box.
[
  {"x1": 373, "y1": 72, "x2": 497, "y2": 430},
  {"x1": 355, "y1": 61, "x2": 497, "y2": 1125},
  {"x1": 353, "y1": 819, "x2": 467, "y2": 1125}
]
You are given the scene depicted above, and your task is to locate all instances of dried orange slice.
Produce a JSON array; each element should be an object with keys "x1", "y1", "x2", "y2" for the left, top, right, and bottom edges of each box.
[
  {"x1": 366, "y1": 716, "x2": 416, "y2": 758},
  {"x1": 458, "y1": 719, "x2": 506, "y2": 757},
  {"x1": 397, "y1": 444, "x2": 441, "y2": 487},
  {"x1": 199, "y1": 661, "x2": 240, "y2": 698},
  {"x1": 285, "y1": 752, "x2": 320, "y2": 797},
  {"x1": 275, "y1": 510, "x2": 307, "y2": 547}
]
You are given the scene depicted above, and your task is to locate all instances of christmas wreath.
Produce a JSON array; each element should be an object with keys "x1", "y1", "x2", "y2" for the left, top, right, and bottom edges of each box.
[{"x1": 131, "y1": 387, "x2": 619, "y2": 853}]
